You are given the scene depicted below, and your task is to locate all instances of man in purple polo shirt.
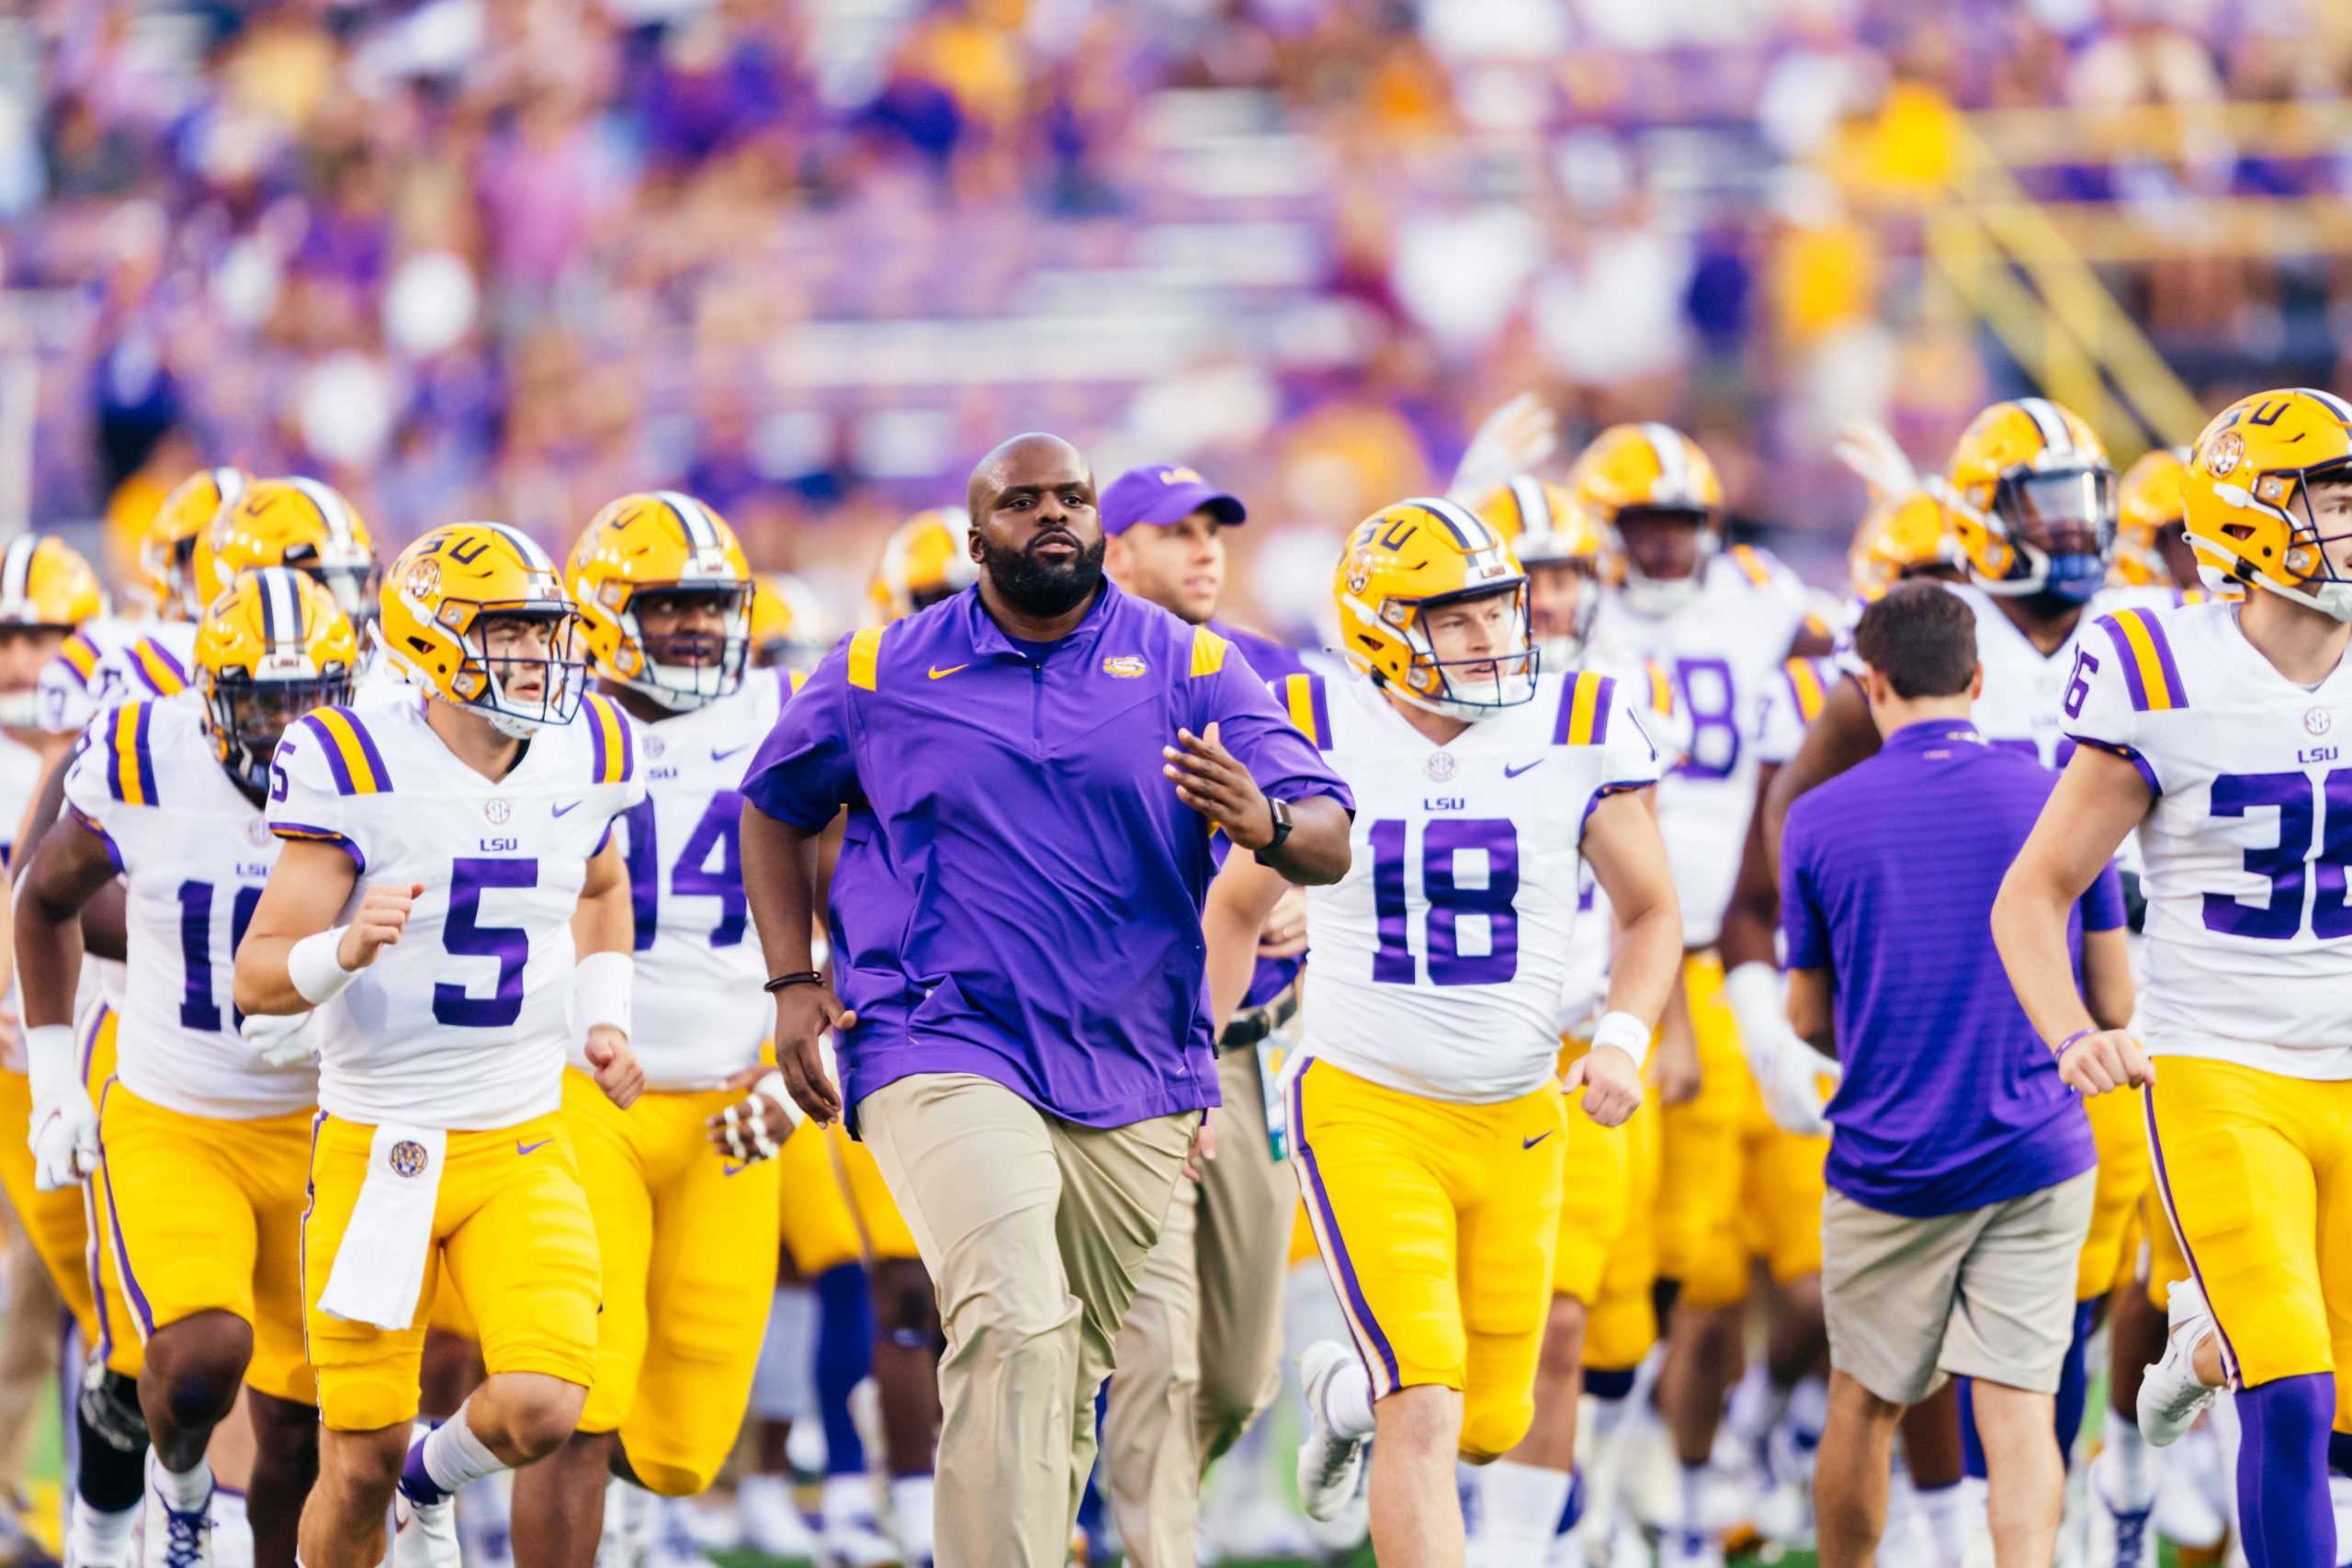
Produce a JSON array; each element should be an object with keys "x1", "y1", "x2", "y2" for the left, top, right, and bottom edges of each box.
[
  {"x1": 1095, "y1": 461, "x2": 1313, "y2": 1566},
  {"x1": 738, "y1": 433, "x2": 1353, "y2": 1568},
  {"x1": 1779, "y1": 582, "x2": 2133, "y2": 1568}
]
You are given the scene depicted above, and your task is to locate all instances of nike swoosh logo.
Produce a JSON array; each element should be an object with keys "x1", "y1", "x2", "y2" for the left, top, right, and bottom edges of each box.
[
  {"x1": 927, "y1": 663, "x2": 969, "y2": 680},
  {"x1": 551, "y1": 800, "x2": 582, "y2": 818},
  {"x1": 516, "y1": 1138, "x2": 552, "y2": 1156},
  {"x1": 1504, "y1": 759, "x2": 1545, "y2": 779},
  {"x1": 1522, "y1": 1131, "x2": 1554, "y2": 1149},
  {"x1": 711, "y1": 743, "x2": 752, "y2": 761},
  {"x1": 723, "y1": 1163, "x2": 751, "y2": 1178}
]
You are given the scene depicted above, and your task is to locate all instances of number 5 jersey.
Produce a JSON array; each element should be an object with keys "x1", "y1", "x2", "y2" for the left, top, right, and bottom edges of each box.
[
  {"x1": 267, "y1": 686, "x2": 647, "y2": 1130},
  {"x1": 2064, "y1": 597, "x2": 2352, "y2": 1076},
  {"x1": 1283, "y1": 668, "x2": 1663, "y2": 1103}
]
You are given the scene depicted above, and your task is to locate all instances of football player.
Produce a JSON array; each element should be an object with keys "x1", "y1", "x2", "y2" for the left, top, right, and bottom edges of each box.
[
  {"x1": 1766, "y1": 400, "x2": 2140, "y2": 1525},
  {"x1": 1991, "y1": 385, "x2": 2352, "y2": 1567},
  {"x1": 2109, "y1": 446, "x2": 2204, "y2": 596},
  {"x1": 1569, "y1": 423, "x2": 1817, "y2": 1567},
  {"x1": 1208, "y1": 497, "x2": 1682, "y2": 1563},
  {"x1": 138, "y1": 468, "x2": 249, "y2": 622},
  {"x1": 507, "y1": 492, "x2": 792, "y2": 1566},
  {"x1": 867, "y1": 507, "x2": 977, "y2": 623},
  {"x1": 17, "y1": 568, "x2": 355, "y2": 1568},
  {"x1": 231, "y1": 522, "x2": 647, "y2": 1568},
  {"x1": 750, "y1": 572, "x2": 834, "y2": 674}
]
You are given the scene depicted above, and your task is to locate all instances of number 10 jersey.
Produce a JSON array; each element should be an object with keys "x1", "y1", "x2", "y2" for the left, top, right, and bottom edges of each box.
[
  {"x1": 2064, "y1": 597, "x2": 2352, "y2": 1077},
  {"x1": 268, "y1": 687, "x2": 647, "y2": 1130},
  {"x1": 1283, "y1": 669, "x2": 1662, "y2": 1104}
]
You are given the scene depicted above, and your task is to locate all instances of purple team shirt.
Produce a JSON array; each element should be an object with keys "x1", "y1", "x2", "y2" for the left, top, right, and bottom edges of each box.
[
  {"x1": 1208, "y1": 618, "x2": 1313, "y2": 1012},
  {"x1": 1781, "y1": 720, "x2": 2118, "y2": 1217},
  {"x1": 741, "y1": 581, "x2": 1352, "y2": 1132}
]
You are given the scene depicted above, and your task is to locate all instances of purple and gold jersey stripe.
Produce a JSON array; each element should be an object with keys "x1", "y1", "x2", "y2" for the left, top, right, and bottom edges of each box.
[
  {"x1": 56, "y1": 633, "x2": 99, "y2": 687},
  {"x1": 846, "y1": 626, "x2": 883, "y2": 691},
  {"x1": 128, "y1": 637, "x2": 187, "y2": 696},
  {"x1": 1783, "y1": 656, "x2": 1828, "y2": 723},
  {"x1": 1280, "y1": 671, "x2": 1332, "y2": 749},
  {"x1": 1554, "y1": 671, "x2": 1615, "y2": 747},
  {"x1": 583, "y1": 694, "x2": 633, "y2": 784},
  {"x1": 270, "y1": 822, "x2": 364, "y2": 870},
  {"x1": 1188, "y1": 625, "x2": 1230, "y2": 677},
  {"x1": 297, "y1": 708, "x2": 392, "y2": 795},
  {"x1": 2098, "y1": 609, "x2": 2189, "y2": 713},
  {"x1": 105, "y1": 703, "x2": 157, "y2": 805},
  {"x1": 1645, "y1": 660, "x2": 1674, "y2": 717}
]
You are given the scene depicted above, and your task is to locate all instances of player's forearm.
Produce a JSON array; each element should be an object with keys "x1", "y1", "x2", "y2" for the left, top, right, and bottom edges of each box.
[
  {"x1": 11, "y1": 876, "x2": 85, "y2": 1031},
  {"x1": 1255, "y1": 795, "x2": 1351, "y2": 886},
  {"x1": 741, "y1": 801, "x2": 820, "y2": 976},
  {"x1": 1990, "y1": 866, "x2": 2096, "y2": 1047},
  {"x1": 1716, "y1": 778, "x2": 1780, "y2": 972},
  {"x1": 1204, "y1": 857, "x2": 1287, "y2": 1031},
  {"x1": 2080, "y1": 928, "x2": 2136, "y2": 1032},
  {"x1": 232, "y1": 936, "x2": 312, "y2": 1017},
  {"x1": 1600, "y1": 891, "x2": 1681, "y2": 1031},
  {"x1": 571, "y1": 871, "x2": 632, "y2": 958},
  {"x1": 1785, "y1": 966, "x2": 1837, "y2": 1058}
]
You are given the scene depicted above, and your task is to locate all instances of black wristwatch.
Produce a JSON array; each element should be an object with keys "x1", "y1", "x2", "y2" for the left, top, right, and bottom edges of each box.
[{"x1": 1254, "y1": 795, "x2": 1294, "y2": 863}]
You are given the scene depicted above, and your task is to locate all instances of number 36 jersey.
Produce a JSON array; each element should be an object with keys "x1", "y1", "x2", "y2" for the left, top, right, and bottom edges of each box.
[
  {"x1": 62, "y1": 694, "x2": 316, "y2": 1119},
  {"x1": 605, "y1": 668, "x2": 794, "y2": 1089},
  {"x1": 1283, "y1": 669, "x2": 1662, "y2": 1104},
  {"x1": 2064, "y1": 598, "x2": 2352, "y2": 1078},
  {"x1": 268, "y1": 688, "x2": 647, "y2": 1130}
]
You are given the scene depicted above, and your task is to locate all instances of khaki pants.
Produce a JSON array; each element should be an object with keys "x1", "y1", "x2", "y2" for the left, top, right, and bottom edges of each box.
[
  {"x1": 858, "y1": 1071, "x2": 1196, "y2": 1568},
  {"x1": 1103, "y1": 1043, "x2": 1295, "y2": 1568}
]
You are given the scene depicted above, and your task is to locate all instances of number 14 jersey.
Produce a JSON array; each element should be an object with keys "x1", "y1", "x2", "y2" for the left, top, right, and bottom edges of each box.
[
  {"x1": 1283, "y1": 669, "x2": 1661, "y2": 1104},
  {"x1": 268, "y1": 687, "x2": 647, "y2": 1130},
  {"x1": 2064, "y1": 597, "x2": 2352, "y2": 1077}
]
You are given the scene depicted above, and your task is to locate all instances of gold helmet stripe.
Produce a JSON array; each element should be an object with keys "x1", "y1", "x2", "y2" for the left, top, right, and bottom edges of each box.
[
  {"x1": 2018, "y1": 397, "x2": 2072, "y2": 455},
  {"x1": 0, "y1": 536, "x2": 32, "y2": 608}
]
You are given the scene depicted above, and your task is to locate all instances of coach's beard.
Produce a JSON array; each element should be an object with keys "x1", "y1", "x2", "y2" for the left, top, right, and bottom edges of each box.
[{"x1": 983, "y1": 531, "x2": 1107, "y2": 619}]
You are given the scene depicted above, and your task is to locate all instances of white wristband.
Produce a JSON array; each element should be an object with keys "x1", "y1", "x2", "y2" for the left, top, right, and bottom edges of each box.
[
  {"x1": 574, "y1": 950, "x2": 633, "y2": 1038},
  {"x1": 289, "y1": 927, "x2": 359, "y2": 1007},
  {"x1": 23, "y1": 1023, "x2": 76, "y2": 1101},
  {"x1": 1590, "y1": 1010, "x2": 1653, "y2": 1072}
]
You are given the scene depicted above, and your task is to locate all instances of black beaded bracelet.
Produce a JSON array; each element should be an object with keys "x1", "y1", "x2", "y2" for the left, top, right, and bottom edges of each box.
[{"x1": 763, "y1": 970, "x2": 825, "y2": 993}]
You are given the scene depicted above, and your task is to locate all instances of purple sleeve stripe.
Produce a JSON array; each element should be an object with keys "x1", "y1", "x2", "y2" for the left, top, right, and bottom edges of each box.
[
  {"x1": 2098, "y1": 616, "x2": 2152, "y2": 713},
  {"x1": 347, "y1": 712, "x2": 393, "y2": 794},
  {"x1": 587, "y1": 696, "x2": 611, "y2": 783},
  {"x1": 299, "y1": 715, "x2": 356, "y2": 795},
  {"x1": 1579, "y1": 779, "x2": 1653, "y2": 834},
  {"x1": 68, "y1": 806, "x2": 125, "y2": 872},
  {"x1": 2138, "y1": 609, "x2": 2189, "y2": 709},
  {"x1": 1287, "y1": 1063, "x2": 1401, "y2": 1396},
  {"x1": 130, "y1": 703, "x2": 157, "y2": 804},
  {"x1": 618, "y1": 705, "x2": 635, "y2": 780},
  {"x1": 2066, "y1": 734, "x2": 2161, "y2": 796},
  {"x1": 149, "y1": 640, "x2": 187, "y2": 684},
  {"x1": 272, "y1": 823, "x2": 366, "y2": 872}
]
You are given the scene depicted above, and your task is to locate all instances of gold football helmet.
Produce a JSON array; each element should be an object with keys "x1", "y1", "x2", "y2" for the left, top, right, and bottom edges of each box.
[
  {"x1": 145, "y1": 467, "x2": 249, "y2": 618},
  {"x1": 869, "y1": 507, "x2": 978, "y2": 622},
  {"x1": 380, "y1": 523, "x2": 584, "y2": 737},
  {"x1": 750, "y1": 572, "x2": 833, "y2": 671},
  {"x1": 195, "y1": 477, "x2": 379, "y2": 626},
  {"x1": 1944, "y1": 398, "x2": 2114, "y2": 602},
  {"x1": 1849, "y1": 491, "x2": 1964, "y2": 601},
  {"x1": 1566, "y1": 423, "x2": 1724, "y2": 618},
  {"x1": 1334, "y1": 497, "x2": 1534, "y2": 720},
  {"x1": 0, "y1": 535, "x2": 104, "y2": 630},
  {"x1": 1476, "y1": 476, "x2": 1608, "y2": 662},
  {"x1": 2110, "y1": 446, "x2": 2191, "y2": 589},
  {"x1": 194, "y1": 566, "x2": 357, "y2": 796},
  {"x1": 569, "y1": 491, "x2": 752, "y2": 710},
  {"x1": 2183, "y1": 388, "x2": 2352, "y2": 620}
]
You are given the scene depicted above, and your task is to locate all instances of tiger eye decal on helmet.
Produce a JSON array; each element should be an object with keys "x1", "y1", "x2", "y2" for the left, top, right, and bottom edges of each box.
[{"x1": 1334, "y1": 495, "x2": 1538, "y2": 722}]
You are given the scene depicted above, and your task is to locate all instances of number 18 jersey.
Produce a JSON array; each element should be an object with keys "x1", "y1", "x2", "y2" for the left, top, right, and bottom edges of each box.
[
  {"x1": 2064, "y1": 598, "x2": 2352, "y2": 1077},
  {"x1": 268, "y1": 688, "x2": 647, "y2": 1130},
  {"x1": 1283, "y1": 669, "x2": 1662, "y2": 1103}
]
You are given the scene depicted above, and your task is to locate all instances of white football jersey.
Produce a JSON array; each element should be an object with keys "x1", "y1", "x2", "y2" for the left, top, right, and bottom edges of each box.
[
  {"x1": 37, "y1": 616, "x2": 148, "y2": 736},
  {"x1": 600, "y1": 668, "x2": 793, "y2": 1089},
  {"x1": 62, "y1": 694, "x2": 315, "y2": 1118},
  {"x1": 268, "y1": 686, "x2": 646, "y2": 1130},
  {"x1": 1949, "y1": 581, "x2": 2164, "y2": 770},
  {"x1": 1290, "y1": 668, "x2": 1662, "y2": 1102},
  {"x1": 1591, "y1": 545, "x2": 1809, "y2": 945},
  {"x1": 1750, "y1": 654, "x2": 1841, "y2": 769},
  {"x1": 2066, "y1": 598, "x2": 2352, "y2": 1078}
]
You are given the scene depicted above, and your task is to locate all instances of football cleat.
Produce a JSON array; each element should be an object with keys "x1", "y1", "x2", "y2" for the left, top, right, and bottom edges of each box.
[
  {"x1": 1295, "y1": 1339, "x2": 1372, "y2": 1525},
  {"x1": 140, "y1": 1456, "x2": 216, "y2": 1568},
  {"x1": 2085, "y1": 1450, "x2": 2155, "y2": 1568},
  {"x1": 2138, "y1": 1276, "x2": 2222, "y2": 1447},
  {"x1": 391, "y1": 1488, "x2": 462, "y2": 1568},
  {"x1": 734, "y1": 1474, "x2": 819, "y2": 1562}
]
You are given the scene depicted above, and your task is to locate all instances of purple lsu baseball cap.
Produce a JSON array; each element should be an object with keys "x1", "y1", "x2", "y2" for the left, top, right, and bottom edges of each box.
[{"x1": 1100, "y1": 464, "x2": 1248, "y2": 535}]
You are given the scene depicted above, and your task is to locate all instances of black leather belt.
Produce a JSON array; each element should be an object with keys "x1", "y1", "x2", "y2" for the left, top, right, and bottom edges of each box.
[{"x1": 1220, "y1": 986, "x2": 1299, "y2": 1051}]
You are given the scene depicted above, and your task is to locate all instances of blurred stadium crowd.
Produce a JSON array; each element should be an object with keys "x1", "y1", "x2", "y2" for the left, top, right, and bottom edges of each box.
[{"x1": 6, "y1": 0, "x2": 2352, "y2": 640}]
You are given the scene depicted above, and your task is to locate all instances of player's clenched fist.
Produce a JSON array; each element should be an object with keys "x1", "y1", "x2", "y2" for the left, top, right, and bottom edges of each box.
[
  {"x1": 2056, "y1": 1028, "x2": 2154, "y2": 1096},
  {"x1": 335, "y1": 881, "x2": 423, "y2": 971},
  {"x1": 1566, "y1": 1043, "x2": 1644, "y2": 1128},
  {"x1": 585, "y1": 1026, "x2": 646, "y2": 1109}
]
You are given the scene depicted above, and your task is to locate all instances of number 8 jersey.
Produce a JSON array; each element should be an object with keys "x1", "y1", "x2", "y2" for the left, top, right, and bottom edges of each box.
[
  {"x1": 268, "y1": 686, "x2": 648, "y2": 1129},
  {"x1": 1284, "y1": 668, "x2": 1662, "y2": 1102},
  {"x1": 2064, "y1": 597, "x2": 2352, "y2": 1077}
]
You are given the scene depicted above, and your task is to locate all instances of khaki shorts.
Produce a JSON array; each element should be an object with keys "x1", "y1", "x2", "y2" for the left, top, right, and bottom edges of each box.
[{"x1": 1822, "y1": 1168, "x2": 2094, "y2": 1406}]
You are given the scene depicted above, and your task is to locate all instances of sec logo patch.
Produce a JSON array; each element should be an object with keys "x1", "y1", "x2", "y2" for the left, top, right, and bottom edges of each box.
[
  {"x1": 484, "y1": 798, "x2": 512, "y2": 824},
  {"x1": 2307, "y1": 707, "x2": 2333, "y2": 737}
]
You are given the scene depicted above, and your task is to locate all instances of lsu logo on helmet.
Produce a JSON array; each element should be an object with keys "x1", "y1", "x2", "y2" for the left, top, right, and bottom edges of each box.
[
  {"x1": 194, "y1": 566, "x2": 357, "y2": 796},
  {"x1": 569, "y1": 491, "x2": 752, "y2": 711},
  {"x1": 2183, "y1": 387, "x2": 2352, "y2": 621},
  {"x1": 380, "y1": 522, "x2": 585, "y2": 738},
  {"x1": 1333, "y1": 496, "x2": 1536, "y2": 722}
]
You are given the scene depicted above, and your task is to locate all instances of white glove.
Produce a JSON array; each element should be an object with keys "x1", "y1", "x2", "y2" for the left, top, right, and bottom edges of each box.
[
  {"x1": 1722, "y1": 961, "x2": 1840, "y2": 1138},
  {"x1": 242, "y1": 1010, "x2": 317, "y2": 1069},
  {"x1": 716, "y1": 1069, "x2": 797, "y2": 1164},
  {"x1": 1448, "y1": 391, "x2": 1561, "y2": 503},
  {"x1": 1829, "y1": 419, "x2": 1922, "y2": 505},
  {"x1": 24, "y1": 1024, "x2": 98, "y2": 1191}
]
